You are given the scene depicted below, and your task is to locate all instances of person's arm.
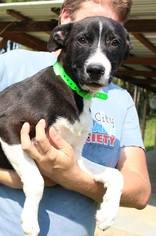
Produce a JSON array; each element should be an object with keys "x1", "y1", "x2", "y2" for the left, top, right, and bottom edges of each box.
[
  {"x1": 0, "y1": 168, "x2": 57, "y2": 189},
  {"x1": 0, "y1": 168, "x2": 22, "y2": 189},
  {"x1": 117, "y1": 146, "x2": 151, "y2": 209},
  {"x1": 19, "y1": 119, "x2": 151, "y2": 207}
]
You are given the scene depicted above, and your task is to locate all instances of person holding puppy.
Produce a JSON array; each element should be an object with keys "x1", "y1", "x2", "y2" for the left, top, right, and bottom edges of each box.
[{"x1": 0, "y1": 0, "x2": 151, "y2": 235}]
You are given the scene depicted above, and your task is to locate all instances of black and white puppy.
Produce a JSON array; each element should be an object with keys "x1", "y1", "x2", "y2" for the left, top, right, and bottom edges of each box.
[{"x1": 0, "y1": 16, "x2": 130, "y2": 236}]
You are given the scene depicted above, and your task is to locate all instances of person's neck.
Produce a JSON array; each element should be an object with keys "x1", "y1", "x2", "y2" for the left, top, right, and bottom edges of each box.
[{"x1": 55, "y1": 49, "x2": 61, "y2": 59}]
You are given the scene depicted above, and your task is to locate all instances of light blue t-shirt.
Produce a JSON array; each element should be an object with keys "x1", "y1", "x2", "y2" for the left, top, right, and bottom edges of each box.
[{"x1": 0, "y1": 49, "x2": 144, "y2": 236}]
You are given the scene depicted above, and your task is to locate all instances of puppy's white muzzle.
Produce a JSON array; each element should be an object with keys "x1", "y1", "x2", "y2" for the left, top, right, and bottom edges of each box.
[{"x1": 84, "y1": 49, "x2": 112, "y2": 89}]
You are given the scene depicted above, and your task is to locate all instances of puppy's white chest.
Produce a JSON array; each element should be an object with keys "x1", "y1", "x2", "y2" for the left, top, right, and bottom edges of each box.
[{"x1": 53, "y1": 100, "x2": 92, "y2": 149}]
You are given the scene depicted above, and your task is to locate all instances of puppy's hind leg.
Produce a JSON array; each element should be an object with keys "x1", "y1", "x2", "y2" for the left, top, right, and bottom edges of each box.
[
  {"x1": 78, "y1": 157, "x2": 124, "y2": 231},
  {"x1": 0, "y1": 139, "x2": 44, "y2": 236}
]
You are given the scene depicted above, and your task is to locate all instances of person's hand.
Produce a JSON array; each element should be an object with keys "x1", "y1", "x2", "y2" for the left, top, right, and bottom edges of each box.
[
  {"x1": 20, "y1": 119, "x2": 107, "y2": 203},
  {"x1": 20, "y1": 119, "x2": 82, "y2": 189}
]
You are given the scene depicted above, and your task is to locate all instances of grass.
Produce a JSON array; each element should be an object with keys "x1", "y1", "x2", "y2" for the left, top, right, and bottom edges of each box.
[{"x1": 143, "y1": 115, "x2": 156, "y2": 151}]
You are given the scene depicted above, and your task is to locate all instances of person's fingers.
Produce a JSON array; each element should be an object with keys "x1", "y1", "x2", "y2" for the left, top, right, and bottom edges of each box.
[
  {"x1": 33, "y1": 119, "x2": 62, "y2": 161},
  {"x1": 21, "y1": 119, "x2": 73, "y2": 165},
  {"x1": 35, "y1": 119, "x2": 52, "y2": 156},
  {"x1": 21, "y1": 122, "x2": 41, "y2": 161},
  {"x1": 49, "y1": 126, "x2": 72, "y2": 154},
  {"x1": 20, "y1": 122, "x2": 31, "y2": 149}
]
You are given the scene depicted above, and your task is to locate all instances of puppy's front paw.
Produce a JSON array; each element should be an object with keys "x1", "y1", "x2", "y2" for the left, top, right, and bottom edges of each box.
[
  {"x1": 94, "y1": 168, "x2": 124, "y2": 231},
  {"x1": 95, "y1": 193, "x2": 121, "y2": 231},
  {"x1": 95, "y1": 204, "x2": 117, "y2": 231}
]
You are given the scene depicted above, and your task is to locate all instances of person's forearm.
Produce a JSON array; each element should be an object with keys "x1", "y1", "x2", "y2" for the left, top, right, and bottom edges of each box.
[
  {"x1": 0, "y1": 168, "x2": 56, "y2": 189},
  {"x1": 0, "y1": 168, "x2": 23, "y2": 189},
  {"x1": 36, "y1": 157, "x2": 106, "y2": 203},
  {"x1": 119, "y1": 169, "x2": 151, "y2": 209},
  {"x1": 60, "y1": 168, "x2": 106, "y2": 203},
  {"x1": 117, "y1": 147, "x2": 151, "y2": 209},
  {"x1": 61, "y1": 167, "x2": 150, "y2": 208}
]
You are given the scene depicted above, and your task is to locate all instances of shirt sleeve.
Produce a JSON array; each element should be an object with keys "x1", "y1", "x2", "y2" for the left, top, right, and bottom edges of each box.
[
  {"x1": 0, "y1": 55, "x2": 6, "y2": 91},
  {"x1": 120, "y1": 92, "x2": 144, "y2": 149},
  {"x1": 0, "y1": 49, "x2": 56, "y2": 91}
]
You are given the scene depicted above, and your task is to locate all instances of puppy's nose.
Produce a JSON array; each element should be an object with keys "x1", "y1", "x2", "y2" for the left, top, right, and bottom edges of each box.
[{"x1": 86, "y1": 64, "x2": 105, "y2": 79}]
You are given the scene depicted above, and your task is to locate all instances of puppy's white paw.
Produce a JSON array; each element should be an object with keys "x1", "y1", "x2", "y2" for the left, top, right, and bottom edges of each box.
[
  {"x1": 95, "y1": 194, "x2": 120, "y2": 231},
  {"x1": 93, "y1": 169, "x2": 124, "y2": 231},
  {"x1": 21, "y1": 209, "x2": 40, "y2": 236},
  {"x1": 96, "y1": 205, "x2": 117, "y2": 231}
]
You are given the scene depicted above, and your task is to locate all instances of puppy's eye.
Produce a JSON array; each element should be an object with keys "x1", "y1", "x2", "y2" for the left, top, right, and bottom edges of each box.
[
  {"x1": 78, "y1": 37, "x2": 87, "y2": 45},
  {"x1": 111, "y1": 39, "x2": 120, "y2": 46}
]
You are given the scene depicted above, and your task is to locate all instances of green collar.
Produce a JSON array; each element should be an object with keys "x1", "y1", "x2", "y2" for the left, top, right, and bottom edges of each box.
[{"x1": 53, "y1": 62, "x2": 108, "y2": 100}]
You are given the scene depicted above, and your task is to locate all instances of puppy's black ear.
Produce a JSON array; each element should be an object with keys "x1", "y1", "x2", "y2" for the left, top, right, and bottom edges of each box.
[
  {"x1": 123, "y1": 32, "x2": 132, "y2": 60},
  {"x1": 47, "y1": 23, "x2": 73, "y2": 52}
]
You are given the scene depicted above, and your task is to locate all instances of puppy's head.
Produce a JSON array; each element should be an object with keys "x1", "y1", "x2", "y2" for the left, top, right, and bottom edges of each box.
[{"x1": 48, "y1": 16, "x2": 131, "y2": 93}]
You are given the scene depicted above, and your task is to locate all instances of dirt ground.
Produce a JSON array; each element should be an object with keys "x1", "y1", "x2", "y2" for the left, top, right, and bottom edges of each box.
[{"x1": 94, "y1": 227, "x2": 139, "y2": 236}]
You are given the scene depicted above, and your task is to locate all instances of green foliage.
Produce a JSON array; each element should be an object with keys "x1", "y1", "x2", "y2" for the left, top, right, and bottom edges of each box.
[{"x1": 143, "y1": 114, "x2": 156, "y2": 151}]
